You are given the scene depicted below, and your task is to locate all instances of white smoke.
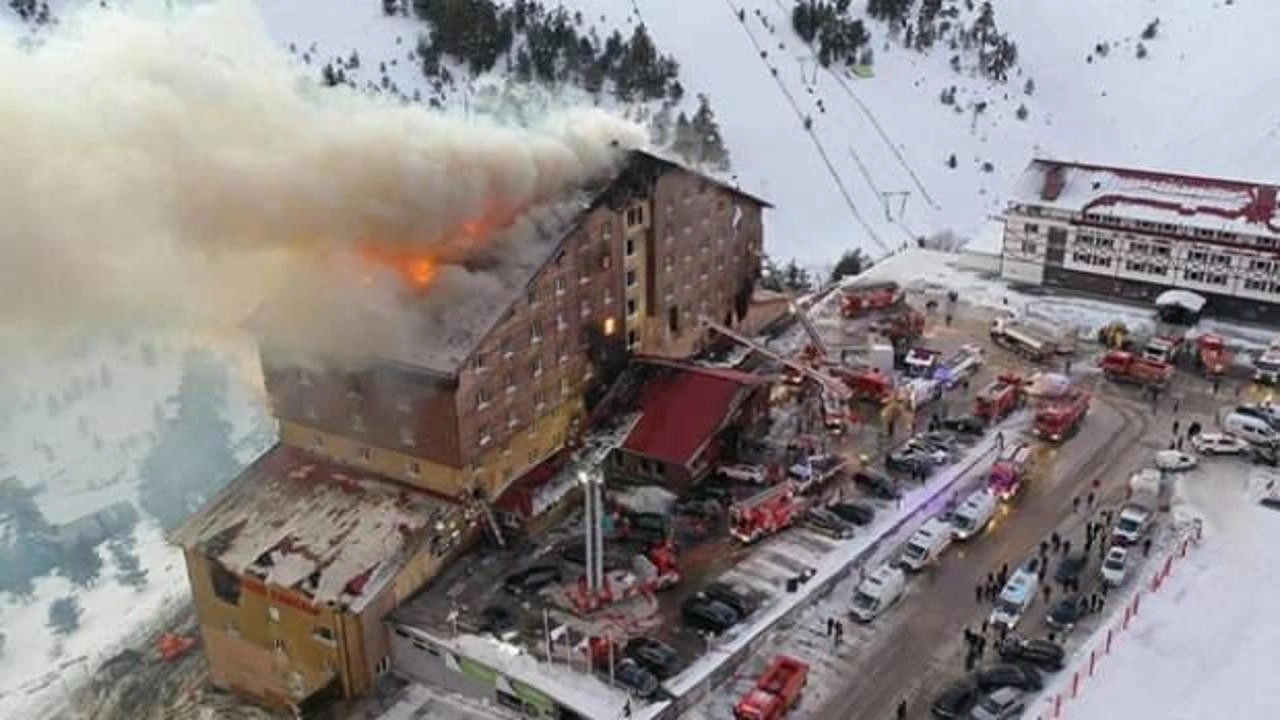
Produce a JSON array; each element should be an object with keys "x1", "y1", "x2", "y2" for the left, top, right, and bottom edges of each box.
[{"x1": 0, "y1": 1, "x2": 647, "y2": 364}]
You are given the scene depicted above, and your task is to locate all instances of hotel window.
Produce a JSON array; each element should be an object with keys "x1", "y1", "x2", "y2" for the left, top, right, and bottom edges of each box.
[
  {"x1": 1188, "y1": 250, "x2": 1207, "y2": 262},
  {"x1": 527, "y1": 287, "x2": 540, "y2": 306},
  {"x1": 580, "y1": 299, "x2": 592, "y2": 317},
  {"x1": 556, "y1": 313, "x2": 568, "y2": 331},
  {"x1": 478, "y1": 425, "x2": 492, "y2": 447},
  {"x1": 350, "y1": 412, "x2": 365, "y2": 432},
  {"x1": 560, "y1": 377, "x2": 570, "y2": 396},
  {"x1": 407, "y1": 460, "x2": 421, "y2": 476},
  {"x1": 531, "y1": 357, "x2": 543, "y2": 377},
  {"x1": 627, "y1": 329, "x2": 639, "y2": 350},
  {"x1": 625, "y1": 236, "x2": 636, "y2": 256},
  {"x1": 558, "y1": 344, "x2": 570, "y2": 364},
  {"x1": 555, "y1": 277, "x2": 567, "y2": 295},
  {"x1": 625, "y1": 206, "x2": 645, "y2": 228},
  {"x1": 504, "y1": 373, "x2": 516, "y2": 393},
  {"x1": 534, "y1": 390, "x2": 547, "y2": 409},
  {"x1": 475, "y1": 387, "x2": 491, "y2": 409},
  {"x1": 473, "y1": 352, "x2": 488, "y2": 371},
  {"x1": 501, "y1": 337, "x2": 514, "y2": 358},
  {"x1": 507, "y1": 410, "x2": 518, "y2": 428},
  {"x1": 313, "y1": 626, "x2": 336, "y2": 644},
  {"x1": 599, "y1": 248, "x2": 612, "y2": 271},
  {"x1": 1185, "y1": 270, "x2": 1205, "y2": 282},
  {"x1": 274, "y1": 639, "x2": 287, "y2": 654},
  {"x1": 626, "y1": 269, "x2": 638, "y2": 288},
  {"x1": 1025, "y1": 223, "x2": 1040, "y2": 234},
  {"x1": 627, "y1": 298, "x2": 637, "y2": 317},
  {"x1": 399, "y1": 425, "x2": 416, "y2": 446},
  {"x1": 357, "y1": 446, "x2": 373, "y2": 462},
  {"x1": 530, "y1": 321, "x2": 543, "y2": 343},
  {"x1": 1021, "y1": 240, "x2": 1037, "y2": 254}
]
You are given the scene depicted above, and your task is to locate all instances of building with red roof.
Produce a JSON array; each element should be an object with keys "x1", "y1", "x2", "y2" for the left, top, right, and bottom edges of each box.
[
  {"x1": 1002, "y1": 158, "x2": 1280, "y2": 324},
  {"x1": 604, "y1": 358, "x2": 772, "y2": 489}
]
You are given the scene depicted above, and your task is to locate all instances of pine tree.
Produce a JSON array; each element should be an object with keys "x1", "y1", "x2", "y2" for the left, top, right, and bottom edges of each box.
[
  {"x1": 58, "y1": 541, "x2": 103, "y2": 588},
  {"x1": 672, "y1": 112, "x2": 695, "y2": 163},
  {"x1": 48, "y1": 596, "x2": 81, "y2": 636},
  {"x1": 947, "y1": 153, "x2": 958, "y2": 169},
  {"x1": 1015, "y1": 104, "x2": 1028, "y2": 121},
  {"x1": 830, "y1": 249, "x2": 871, "y2": 283},
  {"x1": 691, "y1": 95, "x2": 731, "y2": 171}
]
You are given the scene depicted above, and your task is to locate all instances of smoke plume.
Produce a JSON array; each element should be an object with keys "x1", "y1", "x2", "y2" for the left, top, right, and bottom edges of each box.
[{"x1": 0, "y1": 1, "x2": 647, "y2": 365}]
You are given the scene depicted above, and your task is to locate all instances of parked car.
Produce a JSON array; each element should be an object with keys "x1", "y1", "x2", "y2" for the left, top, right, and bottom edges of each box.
[
  {"x1": 623, "y1": 637, "x2": 681, "y2": 679},
  {"x1": 1101, "y1": 546, "x2": 1130, "y2": 586},
  {"x1": 806, "y1": 507, "x2": 856, "y2": 539},
  {"x1": 1251, "y1": 444, "x2": 1279, "y2": 467},
  {"x1": 887, "y1": 448, "x2": 934, "y2": 474},
  {"x1": 1053, "y1": 551, "x2": 1088, "y2": 585},
  {"x1": 503, "y1": 565, "x2": 562, "y2": 596},
  {"x1": 998, "y1": 637, "x2": 1065, "y2": 672},
  {"x1": 681, "y1": 597, "x2": 739, "y2": 634},
  {"x1": 479, "y1": 605, "x2": 519, "y2": 639},
  {"x1": 969, "y1": 687, "x2": 1027, "y2": 720},
  {"x1": 930, "y1": 679, "x2": 980, "y2": 718},
  {"x1": 974, "y1": 663, "x2": 1043, "y2": 692},
  {"x1": 1192, "y1": 432, "x2": 1250, "y2": 455},
  {"x1": 1154, "y1": 449, "x2": 1197, "y2": 472},
  {"x1": 613, "y1": 658, "x2": 660, "y2": 699},
  {"x1": 701, "y1": 582, "x2": 758, "y2": 619},
  {"x1": 1234, "y1": 404, "x2": 1280, "y2": 430},
  {"x1": 674, "y1": 497, "x2": 722, "y2": 520},
  {"x1": 941, "y1": 415, "x2": 987, "y2": 436},
  {"x1": 718, "y1": 463, "x2": 769, "y2": 484},
  {"x1": 688, "y1": 482, "x2": 735, "y2": 506},
  {"x1": 854, "y1": 470, "x2": 902, "y2": 500},
  {"x1": 1046, "y1": 595, "x2": 1091, "y2": 633},
  {"x1": 828, "y1": 502, "x2": 876, "y2": 526}
]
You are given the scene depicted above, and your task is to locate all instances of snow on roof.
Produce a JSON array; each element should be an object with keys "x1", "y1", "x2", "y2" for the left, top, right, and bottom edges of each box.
[
  {"x1": 1155, "y1": 289, "x2": 1207, "y2": 313},
  {"x1": 1010, "y1": 159, "x2": 1280, "y2": 240},
  {"x1": 171, "y1": 444, "x2": 461, "y2": 612}
]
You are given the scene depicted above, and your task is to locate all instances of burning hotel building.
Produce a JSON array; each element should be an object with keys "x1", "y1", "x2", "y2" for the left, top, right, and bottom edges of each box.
[{"x1": 171, "y1": 149, "x2": 769, "y2": 712}]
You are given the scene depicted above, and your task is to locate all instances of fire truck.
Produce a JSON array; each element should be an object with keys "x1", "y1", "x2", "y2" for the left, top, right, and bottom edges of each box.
[
  {"x1": 733, "y1": 655, "x2": 810, "y2": 720},
  {"x1": 830, "y1": 366, "x2": 894, "y2": 405},
  {"x1": 988, "y1": 443, "x2": 1033, "y2": 501},
  {"x1": 974, "y1": 374, "x2": 1025, "y2": 421},
  {"x1": 840, "y1": 281, "x2": 902, "y2": 318},
  {"x1": 1099, "y1": 350, "x2": 1175, "y2": 388},
  {"x1": 873, "y1": 307, "x2": 926, "y2": 346},
  {"x1": 1141, "y1": 332, "x2": 1184, "y2": 365},
  {"x1": 729, "y1": 483, "x2": 808, "y2": 544},
  {"x1": 1256, "y1": 340, "x2": 1280, "y2": 385},
  {"x1": 1195, "y1": 334, "x2": 1232, "y2": 378},
  {"x1": 904, "y1": 347, "x2": 941, "y2": 378},
  {"x1": 1033, "y1": 390, "x2": 1090, "y2": 442}
]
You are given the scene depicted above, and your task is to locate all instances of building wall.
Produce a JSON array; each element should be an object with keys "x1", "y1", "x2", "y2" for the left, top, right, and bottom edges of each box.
[
  {"x1": 183, "y1": 549, "x2": 349, "y2": 706},
  {"x1": 1004, "y1": 205, "x2": 1280, "y2": 317},
  {"x1": 262, "y1": 356, "x2": 463, "y2": 469}
]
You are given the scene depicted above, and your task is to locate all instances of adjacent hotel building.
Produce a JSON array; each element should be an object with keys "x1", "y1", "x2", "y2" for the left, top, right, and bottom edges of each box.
[{"x1": 1000, "y1": 159, "x2": 1280, "y2": 324}]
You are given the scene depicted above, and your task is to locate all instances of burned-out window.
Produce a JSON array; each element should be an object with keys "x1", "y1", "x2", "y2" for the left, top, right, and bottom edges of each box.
[{"x1": 210, "y1": 561, "x2": 241, "y2": 605}]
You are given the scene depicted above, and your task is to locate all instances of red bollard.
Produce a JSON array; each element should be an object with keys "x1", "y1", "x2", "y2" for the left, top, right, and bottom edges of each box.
[
  {"x1": 1124, "y1": 605, "x2": 1132, "y2": 629},
  {"x1": 1180, "y1": 539, "x2": 1188, "y2": 558},
  {"x1": 1089, "y1": 648, "x2": 1097, "y2": 676},
  {"x1": 1055, "y1": 694, "x2": 1063, "y2": 718},
  {"x1": 1072, "y1": 671, "x2": 1081, "y2": 698},
  {"x1": 1164, "y1": 554, "x2": 1174, "y2": 577},
  {"x1": 1106, "y1": 628, "x2": 1113, "y2": 654},
  {"x1": 1133, "y1": 593, "x2": 1141, "y2": 616}
]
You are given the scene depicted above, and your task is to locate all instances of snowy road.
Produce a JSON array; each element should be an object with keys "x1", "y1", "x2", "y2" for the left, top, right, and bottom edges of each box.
[{"x1": 810, "y1": 393, "x2": 1159, "y2": 719}]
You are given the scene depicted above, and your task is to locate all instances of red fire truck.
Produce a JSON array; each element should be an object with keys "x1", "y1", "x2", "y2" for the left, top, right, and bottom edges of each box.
[
  {"x1": 841, "y1": 282, "x2": 902, "y2": 318},
  {"x1": 1098, "y1": 350, "x2": 1175, "y2": 388},
  {"x1": 830, "y1": 366, "x2": 895, "y2": 405},
  {"x1": 1196, "y1": 334, "x2": 1232, "y2": 378},
  {"x1": 974, "y1": 374, "x2": 1025, "y2": 421},
  {"x1": 1033, "y1": 390, "x2": 1090, "y2": 442},
  {"x1": 733, "y1": 655, "x2": 810, "y2": 720},
  {"x1": 729, "y1": 483, "x2": 808, "y2": 544},
  {"x1": 988, "y1": 443, "x2": 1033, "y2": 501}
]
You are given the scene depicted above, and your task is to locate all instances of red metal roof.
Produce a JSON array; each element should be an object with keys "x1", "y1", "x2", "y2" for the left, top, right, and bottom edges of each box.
[{"x1": 622, "y1": 364, "x2": 765, "y2": 467}]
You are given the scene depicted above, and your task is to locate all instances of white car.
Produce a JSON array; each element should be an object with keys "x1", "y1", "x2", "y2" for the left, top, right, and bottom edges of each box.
[
  {"x1": 718, "y1": 464, "x2": 768, "y2": 484},
  {"x1": 1191, "y1": 432, "x2": 1250, "y2": 455},
  {"x1": 1154, "y1": 450, "x2": 1198, "y2": 471},
  {"x1": 1101, "y1": 546, "x2": 1129, "y2": 586}
]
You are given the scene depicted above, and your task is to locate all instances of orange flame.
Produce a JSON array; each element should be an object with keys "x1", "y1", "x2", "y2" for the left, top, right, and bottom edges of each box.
[{"x1": 358, "y1": 245, "x2": 439, "y2": 291}]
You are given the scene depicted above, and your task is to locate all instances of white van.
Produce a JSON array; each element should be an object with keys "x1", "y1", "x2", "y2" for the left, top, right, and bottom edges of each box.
[
  {"x1": 950, "y1": 489, "x2": 998, "y2": 541},
  {"x1": 899, "y1": 518, "x2": 954, "y2": 571},
  {"x1": 1222, "y1": 411, "x2": 1278, "y2": 447},
  {"x1": 1112, "y1": 504, "x2": 1153, "y2": 546},
  {"x1": 850, "y1": 564, "x2": 906, "y2": 622},
  {"x1": 989, "y1": 567, "x2": 1039, "y2": 629}
]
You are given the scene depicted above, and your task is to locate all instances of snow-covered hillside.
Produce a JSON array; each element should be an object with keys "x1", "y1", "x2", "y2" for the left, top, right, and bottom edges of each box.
[{"x1": 247, "y1": 0, "x2": 1280, "y2": 268}]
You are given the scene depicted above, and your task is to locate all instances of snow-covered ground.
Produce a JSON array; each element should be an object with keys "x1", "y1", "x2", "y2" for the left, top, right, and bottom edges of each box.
[
  {"x1": 0, "y1": 331, "x2": 272, "y2": 718},
  {"x1": 1044, "y1": 465, "x2": 1280, "y2": 719}
]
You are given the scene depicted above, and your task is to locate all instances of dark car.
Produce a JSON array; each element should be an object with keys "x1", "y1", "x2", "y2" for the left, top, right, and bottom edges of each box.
[
  {"x1": 930, "y1": 679, "x2": 979, "y2": 718},
  {"x1": 503, "y1": 565, "x2": 562, "y2": 596},
  {"x1": 806, "y1": 507, "x2": 856, "y2": 539},
  {"x1": 689, "y1": 483, "x2": 735, "y2": 506},
  {"x1": 1047, "y1": 595, "x2": 1091, "y2": 632},
  {"x1": 999, "y1": 637, "x2": 1065, "y2": 672},
  {"x1": 613, "y1": 658, "x2": 660, "y2": 699},
  {"x1": 1054, "y1": 551, "x2": 1088, "y2": 585},
  {"x1": 974, "y1": 663, "x2": 1043, "y2": 692},
  {"x1": 941, "y1": 414, "x2": 987, "y2": 436},
  {"x1": 479, "y1": 605, "x2": 518, "y2": 637},
  {"x1": 1251, "y1": 444, "x2": 1279, "y2": 467},
  {"x1": 829, "y1": 502, "x2": 876, "y2": 526},
  {"x1": 675, "y1": 497, "x2": 723, "y2": 520},
  {"x1": 886, "y1": 448, "x2": 934, "y2": 475},
  {"x1": 623, "y1": 637, "x2": 681, "y2": 679},
  {"x1": 701, "y1": 582, "x2": 758, "y2": 619},
  {"x1": 681, "y1": 597, "x2": 739, "y2": 634},
  {"x1": 854, "y1": 470, "x2": 902, "y2": 500}
]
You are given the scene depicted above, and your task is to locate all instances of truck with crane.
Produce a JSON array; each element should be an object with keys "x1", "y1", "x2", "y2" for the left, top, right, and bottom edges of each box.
[
  {"x1": 974, "y1": 374, "x2": 1026, "y2": 422},
  {"x1": 988, "y1": 442, "x2": 1034, "y2": 501},
  {"x1": 1099, "y1": 350, "x2": 1175, "y2": 388},
  {"x1": 989, "y1": 318, "x2": 1054, "y2": 362},
  {"x1": 1033, "y1": 390, "x2": 1090, "y2": 442},
  {"x1": 840, "y1": 281, "x2": 903, "y2": 318},
  {"x1": 728, "y1": 482, "x2": 808, "y2": 544},
  {"x1": 733, "y1": 655, "x2": 810, "y2": 720}
]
